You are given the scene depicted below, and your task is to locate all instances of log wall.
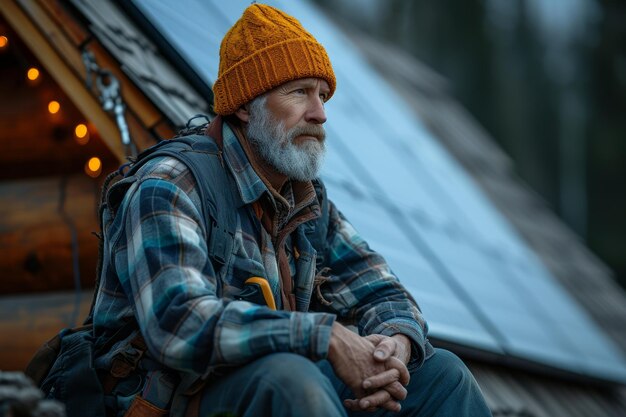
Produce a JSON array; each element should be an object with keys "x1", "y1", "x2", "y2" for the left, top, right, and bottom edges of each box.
[
  {"x1": 0, "y1": 175, "x2": 100, "y2": 293},
  {"x1": 0, "y1": 291, "x2": 92, "y2": 370}
]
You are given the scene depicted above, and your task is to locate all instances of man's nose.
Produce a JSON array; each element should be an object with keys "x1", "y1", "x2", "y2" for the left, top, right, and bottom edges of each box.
[{"x1": 305, "y1": 96, "x2": 327, "y2": 125}]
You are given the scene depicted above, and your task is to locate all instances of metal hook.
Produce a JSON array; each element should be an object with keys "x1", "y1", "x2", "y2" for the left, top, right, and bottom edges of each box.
[{"x1": 81, "y1": 49, "x2": 135, "y2": 156}]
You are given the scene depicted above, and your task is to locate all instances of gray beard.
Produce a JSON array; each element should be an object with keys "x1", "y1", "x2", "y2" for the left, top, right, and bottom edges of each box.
[{"x1": 245, "y1": 96, "x2": 326, "y2": 182}]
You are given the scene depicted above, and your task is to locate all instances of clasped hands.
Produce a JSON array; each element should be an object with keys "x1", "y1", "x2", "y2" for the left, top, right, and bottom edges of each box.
[{"x1": 328, "y1": 323, "x2": 412, "y2": 413}]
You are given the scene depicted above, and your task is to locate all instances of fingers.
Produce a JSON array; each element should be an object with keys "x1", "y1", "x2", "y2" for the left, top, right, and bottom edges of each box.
[
  {"x1": 362, "y1": 359, "x2": 410, "y2": 404},
  {"x1": 380, "y1": 399, "x2": 402, "y2": 413},
  {"x1": 344, "y1": 398, "x2": 378, "y2": 412},
  {"x1": 344, "y1": 391, "x2": 402, "y2": 413},
  {"x1": 366, "y1": 356, "x2": 410, "y2": 387},
  {"x1": 372, "y1": 337, "x2": 397, "y2": 361},
  {"x1": 363, "y1": 369, "x2": 407, "y2": 400},
  {"x1": 363, "y1": 368, "x2": 400, "y2": 390},
  {"x1": 359, "y1": 389, "x2": 390, "y2": 409},
  {"x1": 363, "y1": 372, "x2": 407, "y2": 400},
  {"x1": 327, "y1": 325, "x2": 383, "y2": 398},
  {"x1": 343, "y1": 398, "x2": 360, "y2": 411},
  {"x1": 383, "y1": 381, "x2": 407, "y2": 401},
  {"x1": 364, "y1": 334, "x2": 386, "y2": 344},
  {"x1": 387, "y1": 356, "x2": 411, "y2": 386}
]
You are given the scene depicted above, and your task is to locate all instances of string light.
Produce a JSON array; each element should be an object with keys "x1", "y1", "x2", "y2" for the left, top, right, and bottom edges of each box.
[
  {"x1": 75, "y1": 123, "x2": 88, "y2": 138},
  {"x1": 85, "y1": 157, "x2": 102, "y2": 178},
  {"x1": 27, "y1": 67, "x2": 40, "y2": 81},
  {"x1": 0, "y1": 36, "x2": 8, "y2": 49},
  {"x1": 88, "y1": 157, "x2": 101, "y2": 172},
  {"x1": 48, "y1": 100, "x2": 60, "y2": 114},
  {"x1": 75, "y1": 123, "x2": 89, "y2": 145}
]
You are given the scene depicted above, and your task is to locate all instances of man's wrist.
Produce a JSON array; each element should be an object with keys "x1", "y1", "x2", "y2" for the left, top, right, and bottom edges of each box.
[
  {"x1": 391, "y1": 333, "x2": 412, "y2": 365},
  {"x1": 328, "y1": 322, "x2": 339, "y2": 359},
  {"x1": 328, "y1": 322, "x2": 350, "y2": 361}
]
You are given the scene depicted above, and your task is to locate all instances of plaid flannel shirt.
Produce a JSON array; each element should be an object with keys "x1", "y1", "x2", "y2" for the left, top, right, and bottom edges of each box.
[{"x1": 94, "y1": 121, "x2": 432, "y2": 377}]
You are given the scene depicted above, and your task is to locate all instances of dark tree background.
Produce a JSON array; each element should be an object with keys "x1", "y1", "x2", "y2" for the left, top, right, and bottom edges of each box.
[{"x1": 314, "y1": 0, "x2": 626, "y2": 289}]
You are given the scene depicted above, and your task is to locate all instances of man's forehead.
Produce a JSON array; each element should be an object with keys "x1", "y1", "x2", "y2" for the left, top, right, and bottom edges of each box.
[{"x1": 280, "y1": 78, "x2": 330, "y2": 90}]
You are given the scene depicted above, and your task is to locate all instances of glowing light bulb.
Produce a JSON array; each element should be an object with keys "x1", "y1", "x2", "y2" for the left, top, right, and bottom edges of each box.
[
  {"x1": 85, "y1": 157, "x2": 102, "y2": 178},
  {"x1": 48, "y1": 100, "x2": 60, "y2": 114},
  {"x1": 88, "y1": 157, "x2": 101, "y2": 172},
  {"x1": 27, "y1": 67, "x2": 40, "y2": 81},
  {"x1": 75, "y1": 124, "x2": 88, "y2": 138},
  {"x1": 74, "y1": 123, "x2": 89, "y2": 145},
  {"x1": 0, "y1": 36, "x2": 8, "y2": 49}
]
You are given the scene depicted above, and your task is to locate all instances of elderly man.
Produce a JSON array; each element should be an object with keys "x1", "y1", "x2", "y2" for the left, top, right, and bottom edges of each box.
[{"x1": 92, "y1": 3, "x2": 492, "y2": 417}]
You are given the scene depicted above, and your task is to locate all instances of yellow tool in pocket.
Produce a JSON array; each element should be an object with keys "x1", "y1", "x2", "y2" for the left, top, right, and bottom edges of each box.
[{"x1": 241, "y1": 277, "x2": 277, "y2": 310}]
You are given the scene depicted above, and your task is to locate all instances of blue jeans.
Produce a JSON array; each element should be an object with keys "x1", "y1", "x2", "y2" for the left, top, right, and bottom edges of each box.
[{"x1": 198, "y1": 348, "x2": 492, "y2": 417}]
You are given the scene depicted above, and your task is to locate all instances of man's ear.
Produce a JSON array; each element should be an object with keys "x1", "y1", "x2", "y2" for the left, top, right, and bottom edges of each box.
[{"x1": 234, "y1": 104, "x2": 250, "y2": 123}]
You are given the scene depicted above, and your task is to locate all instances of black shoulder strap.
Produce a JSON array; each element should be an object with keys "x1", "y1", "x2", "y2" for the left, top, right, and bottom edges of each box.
[
  {"x1": 88, "y1": 135, "x2": 238, "y2": 325},
  {"x1": 127, "y1": 134, "x2": 239, "y2": 275}
]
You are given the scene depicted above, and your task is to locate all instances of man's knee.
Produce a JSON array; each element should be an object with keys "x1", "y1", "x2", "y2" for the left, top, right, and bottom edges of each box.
[
  {"x1": 414, "y1": 348, "x2": 482, "y2": 399},
  {"x1": 252, "y1": 353, "x2": 323, "y2": 387},
  {"x1": 199, "y1": 353, "x2": 345, "y2": 417},
  {"x1": 431, "y1": 349, "x2": 474, "y2": 386},
  {"x1": 247, "y1": 353, "x2": 344, "y2": 415},
  {"x1": 405, "y1": 349, "x2": 492, "y2": 416}
]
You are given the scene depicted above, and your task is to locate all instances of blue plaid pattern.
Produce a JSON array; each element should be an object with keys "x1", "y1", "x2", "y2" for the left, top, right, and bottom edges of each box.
[{"x1": 93, "y1": 122, "x2": 431, "y2": 377}]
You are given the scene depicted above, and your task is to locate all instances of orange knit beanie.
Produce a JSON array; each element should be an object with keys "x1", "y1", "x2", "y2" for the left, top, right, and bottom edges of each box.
[{"x1": 212, "y1": 3, "x2": 336, "y2": 115}]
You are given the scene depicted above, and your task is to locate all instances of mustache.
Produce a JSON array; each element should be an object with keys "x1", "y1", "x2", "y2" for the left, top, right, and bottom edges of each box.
[{"x1": 287, "y1": 124, "x2": 326, "y2": 142}]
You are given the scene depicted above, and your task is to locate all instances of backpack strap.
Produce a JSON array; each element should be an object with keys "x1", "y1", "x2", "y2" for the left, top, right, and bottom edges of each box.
[
  {"x1": 142, "y1": 135, "x2": 237, "y2": 274},
  {"x1": 87, "y1": 134, "x2": 238, "y2": 325},
  {"x1": 122, "y1": 134, "x2": 239, "y2": 288},
  {"x1": 177, "y1": 135, "x2": 239, "y2": 272}
]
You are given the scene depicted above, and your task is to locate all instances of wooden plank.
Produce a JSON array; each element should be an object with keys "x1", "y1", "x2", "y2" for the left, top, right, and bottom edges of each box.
[
  {"x1": 0, "y1": 291, "x2": 92, "y2": 371},
  {"x1": 70, "y1": 0, "x2": 207, "y2": 127},
  {"x1": 0, "y1": 0, "x2": 126, "y2": 161},
  {"x1": 3, "y1": 0, "x2": 171, "y2": 157},
  {"x1": 125, "y1": 106, "x2": 167, "y2": 151},
  {"x1": 16, "y1": 0, "x2": 85, "y2": 75},
  {"x1": 153, "y1": 119, "x2": 178, "y2": 141},
  {"x1": 20, "y1": 0, "x2": 165, "y2": 130},
  {"x1": 84, "y1": 40, "x2": 166, "y2": 132},
  {"x1": 36, "y1": 0, "x2": 90, "y2": 46},
  {"x1": 0, "y1": 175, "x2": 100, "y2": 293}
]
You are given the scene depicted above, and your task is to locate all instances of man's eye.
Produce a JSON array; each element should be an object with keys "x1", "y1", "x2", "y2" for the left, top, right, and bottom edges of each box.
[
  {"x1": 319, "y1": 93, "x2": 328, "y2": 101},
  {"x1": 293, "y1": 88, "x2": 306, "y2": 95}
]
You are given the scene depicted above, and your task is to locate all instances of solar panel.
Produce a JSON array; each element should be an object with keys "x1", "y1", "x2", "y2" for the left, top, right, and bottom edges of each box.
[
  {"x1": 326, "y1": 177, "x2": 503, "y2": 353},
  {"x1": 130, "y1": 0, "x2": 626, "y2": 384}
]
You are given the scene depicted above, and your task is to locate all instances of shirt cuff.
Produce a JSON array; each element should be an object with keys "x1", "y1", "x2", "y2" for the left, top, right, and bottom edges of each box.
[{"x1": 289, "y1": 312, "x2": 336, "y2": 361}]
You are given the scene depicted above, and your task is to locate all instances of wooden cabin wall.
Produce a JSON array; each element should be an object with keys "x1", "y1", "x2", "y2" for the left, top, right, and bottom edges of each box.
[
  {"x1": 0, "y1": 175, "x2": 101, "y2": 293},
  {"x1": 0, "y1": 291, "x2": 92, "y2": 370},
  {"x1": 0, "y1": 21, "x2": 115, "y2": 293},
  {"x1": 0, "y1": 0, "x2": 176, "y2": 370},
  {"x1": 0, "y1": 6, "x2": 114, "y2": 369}
]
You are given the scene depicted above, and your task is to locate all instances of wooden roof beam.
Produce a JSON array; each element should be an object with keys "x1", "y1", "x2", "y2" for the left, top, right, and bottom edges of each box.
[
  {"x1": 0, "y1": 0, "x2": 126, "y2": 160},
  {"x1": 26, "y1": 0, "x2": 167, "y2": 130},
  {"x1": 0, "y1": 0, "x2": 174, "y2": 161}
]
